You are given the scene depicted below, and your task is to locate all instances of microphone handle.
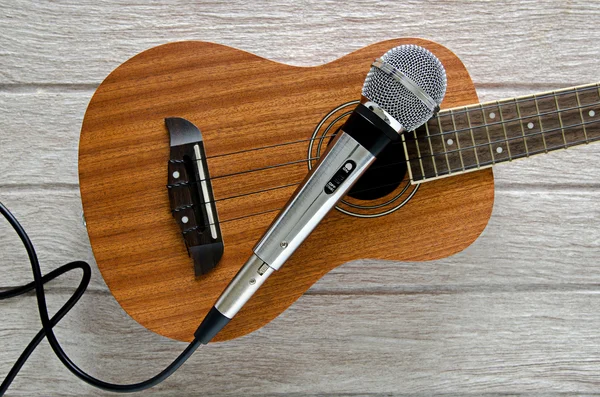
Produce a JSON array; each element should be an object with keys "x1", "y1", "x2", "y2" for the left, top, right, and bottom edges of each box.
[{"x1": 195, "y1": 104, "x2": 400, "y2": 344}]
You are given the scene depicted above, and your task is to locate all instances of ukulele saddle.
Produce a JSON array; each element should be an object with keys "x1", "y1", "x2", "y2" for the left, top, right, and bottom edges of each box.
[{"x1": 165, "y1": 117, "x2": 224, "y2": 276}]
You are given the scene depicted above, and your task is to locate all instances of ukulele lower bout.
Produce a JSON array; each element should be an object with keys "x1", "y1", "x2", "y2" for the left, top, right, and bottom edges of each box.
[{"x1": 79, "y1": 38, "x2": 494, "y2": 342}]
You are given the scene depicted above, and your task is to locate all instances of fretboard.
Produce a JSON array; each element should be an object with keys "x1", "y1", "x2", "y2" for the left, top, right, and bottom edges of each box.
[{"x1": 403, "y1": 82, "x2": 600, "y2": 183}]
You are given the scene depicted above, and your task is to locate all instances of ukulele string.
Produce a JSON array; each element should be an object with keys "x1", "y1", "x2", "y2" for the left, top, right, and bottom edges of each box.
[
  {"x1": 214, "y1": 178, "x2": 413, "y2": 225},
  {"x1": 176, "y1": 142, "x2": 406, "y2": 202},
  {"x1": 196, "y1": 112, "x2": 600, "y2": 193},
  {"x1": 424, "y1": 133, "x2": 600, "y2": 176},
  {"x1": 174, "y1": 116, "x2": 600, "y2": 225},
  {"x1": 186, "y1": 118, "x2": 600, "y2": 228},
  {"x1": 204, "y1": 99, "x2": 600, "y2": 183},
  {"x1": 179, "y1": 159, "x2": 411, "y2": 210},
  {"x1": 170, "y1": 90, "x2": 600, "y2": 227},
  {"x1": 202, "y1": 84, "x2": 600, "y2": 161},
  {"x1": 411, "y1": 118, "x2": 600, "y2": 162},
  {"x1": 419, "y1": 84, "x2": 600, "y2": 122},
  {"x1": 191, "y1": 128, "x2": 600, "y2": 229},
  {"x1": 209, "y1": 141, "x2": 405, "y2": 180},
  {"x1": 412, "y1": 98, "x2": 600, "y2": 141},
  {"x1": 184, "y1": 126, "x2": 600, "y2": 230}
]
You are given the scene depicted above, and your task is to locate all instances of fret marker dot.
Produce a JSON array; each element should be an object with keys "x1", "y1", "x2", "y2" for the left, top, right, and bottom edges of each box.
[
  {"x1": 447, "y1": 138, "x2": 454, "y2": 146},
  {"x1": 489, "y1": 112, "x2": 496, "y2": 119},
  {"x1": 181, "y1": 216, "x2": 189, "y2": 224},
  {"x1": 590, "y1": 110, "x2": 596, "y2": 117},
  {"x1": 496, "y1": 147, "x2": 503, "y2": 154},
  {"x1": 172, "y1": 171, "x2": 180, "y2": 179},
  {"x1": 527, "y1": 122, "x2": 534, "y2": 129}
]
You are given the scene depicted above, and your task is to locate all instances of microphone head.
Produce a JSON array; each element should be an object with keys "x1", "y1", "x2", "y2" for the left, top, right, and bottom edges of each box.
[{"x1": 362, "y1": 44, "x2": 447, "y2": 132}]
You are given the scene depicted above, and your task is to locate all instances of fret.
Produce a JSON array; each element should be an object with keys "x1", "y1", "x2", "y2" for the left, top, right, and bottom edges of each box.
[
  {"x1": 493, "y1": 102, "x2": 513, "y2": 160},
  {"x1": 424, "y1": 119, "x2": 439, "y2": 177},
  {"x1": 480, "y1": 103, "x2": 511, "y2": 162},
  {"x1": 533, "y1": 94, "x2": 548, "y2": 153},
  {"x1": 435, "y1": 113, "x2": 462, "y2": 173},
  {"x1": 514, "y1": 96, "x2": 545, "y2": 154},
  {"x1": 404, "y1": 126, "x2": 435, "y2": 182},
  {"x1": 574, "y1": 89, "x2": 589, "y2": 143},
  {"x1": 576, "y1": 84, "x2": 600, "y2": 143},
  {"x1": 468, "y1": 126, "x2": 481, "y2": 167},
  {"x1": 411, "y1": 129, "x2": 425, "y2": 180},
  {"x1": 447, "y1": 110, "x2": 466, "y2": 171},
  {"x1": 406, "y1": 128, "x2": 432, "y2": 181},
  {"x1": 401, "y1": 132, "x2": 418, "y2": 182},
  {"x1": 498, "y1": 100, "x2": 529, "y2": 160},
  {"x1": 450, "y1": 110, "x2": 481, "y2": 169},
  {"x1": 435, "y1": 118, "x2": 453, "y2": 174},
  {"x1": 556, "y1": 87, "x2": 594, "y2": 147},
  {"x1": 553, "y1": 92, "x2": 568, "y2": 147},
  {"x1": 432, "y1": 118, "x2": 451, "y2": 176},
  {"x1": 409, "y1": 121, "x2": 445, "y2": 181},
  {"x1": 467, "y1": 106, "x2": 495, "y2": 165},
  {"x1": 532, "y1": 92, "x2": 565, "y2": 152},
  {"x1": 513, "y1": 98, "x2": 530, "y2": 156}
]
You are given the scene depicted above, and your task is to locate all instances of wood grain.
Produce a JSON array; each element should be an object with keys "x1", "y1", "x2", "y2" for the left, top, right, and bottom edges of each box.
[
  {"x1": 1, "y1": 0, "x2": 600, "y2": 395},
  {"x1": 2, "y1": 289, "x2": 600, "y2": 395}
]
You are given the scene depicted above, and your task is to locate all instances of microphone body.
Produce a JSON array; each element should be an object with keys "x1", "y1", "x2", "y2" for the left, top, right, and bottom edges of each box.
[{"x1": 195, "y1": 104, "x2": 398, "y2": 343}]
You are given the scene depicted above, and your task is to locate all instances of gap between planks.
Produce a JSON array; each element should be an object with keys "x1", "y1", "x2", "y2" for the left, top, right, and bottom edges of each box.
[
  {"x1": 0, "y1": 82, "x2": 576, "y2": 94},
  {"x1": 11, "y1": 393, "x2": 581, "y2": 397},
  {"x1": 0, "y1": 83, "x2": 98, "y2": 94},
  {"x1": 2, "y1": 182, "x2": 600, "y2": 193},
  {"x1": 3, "y1": 283, "x2": 600, "y2": 297}
]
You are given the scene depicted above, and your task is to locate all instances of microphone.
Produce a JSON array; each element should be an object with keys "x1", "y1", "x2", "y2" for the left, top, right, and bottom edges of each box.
[{"x1": 194, "y1": 45, "x2": 448, "y2": 344}]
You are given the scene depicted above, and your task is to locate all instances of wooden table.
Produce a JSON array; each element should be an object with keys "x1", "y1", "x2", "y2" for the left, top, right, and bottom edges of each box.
[{"x1": 1, "y1": 1, "x2": 599, "y2": 395}]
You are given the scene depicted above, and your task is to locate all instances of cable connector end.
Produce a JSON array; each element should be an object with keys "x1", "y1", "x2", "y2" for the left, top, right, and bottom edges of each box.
[{"x1": 194, "y1": 306, "x2": 231, "y2": 344}]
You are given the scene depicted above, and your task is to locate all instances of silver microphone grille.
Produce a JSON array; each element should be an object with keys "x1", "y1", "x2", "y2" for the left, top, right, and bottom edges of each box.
[{"x1": 362, "y1": 45, "x2": 447, "y2": 132}]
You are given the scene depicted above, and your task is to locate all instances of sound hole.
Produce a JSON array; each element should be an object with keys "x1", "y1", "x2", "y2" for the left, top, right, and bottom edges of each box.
[{"x1": 327, "y1": 130, "x2": 407, "y2": 201}]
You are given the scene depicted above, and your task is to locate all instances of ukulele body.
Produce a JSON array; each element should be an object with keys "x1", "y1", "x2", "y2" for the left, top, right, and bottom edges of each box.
[{"x1": 79, "y1": 38, "x2": 494, "y2": 342}]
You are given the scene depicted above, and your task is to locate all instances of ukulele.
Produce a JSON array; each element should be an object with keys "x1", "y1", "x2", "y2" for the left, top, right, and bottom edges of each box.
[{"x1": 79, "y1": 38, "x2": 600, "y2": 342}]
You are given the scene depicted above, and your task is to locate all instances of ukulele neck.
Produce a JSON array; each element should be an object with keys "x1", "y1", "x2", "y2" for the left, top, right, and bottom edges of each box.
[{"x1": 404, "y1": 82, "x2": 600, "y2": 183}]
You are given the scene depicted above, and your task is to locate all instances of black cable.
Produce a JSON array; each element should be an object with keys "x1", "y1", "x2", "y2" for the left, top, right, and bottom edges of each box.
[
  {"x1": 0, "y1": 201, "x2": 202, "y2": 395},
  {"x1": 0, "y1": 261, "x2": 91, "y2": 393}
]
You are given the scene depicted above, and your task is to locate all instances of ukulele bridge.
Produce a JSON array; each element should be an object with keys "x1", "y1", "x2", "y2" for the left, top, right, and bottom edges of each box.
[{"x1": 165, "y1": 117, "x2": 224, "y2": 276}]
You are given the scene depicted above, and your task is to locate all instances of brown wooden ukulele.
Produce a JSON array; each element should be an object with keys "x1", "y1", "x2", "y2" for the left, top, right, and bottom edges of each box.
[{"x1": 79, "y1": 38, "x2": 600, "y2": 343}]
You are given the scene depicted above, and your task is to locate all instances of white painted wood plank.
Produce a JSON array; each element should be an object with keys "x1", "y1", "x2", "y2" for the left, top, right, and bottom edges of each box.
[
  {"x1": 0, "y1": 189, "x2": 102, "y2": 289},
  {"x1": 1, "y1": 187, "x2": 598, "y2": 291},
  {"x1": 0, "y1": 1, "x2": 598, "y2": 85},
  {"x1": 326, "y1": 187, "x2": 600, "y2": 292},
  {"x1": 1, "y1": 90, "x2": 599, "y2": 187},
  {"x1": 2, "y1": 290, "x2": 600, "y2": 395},
  {"x1": 0, "y1": 92, "x2": 87, "y2": 186}
]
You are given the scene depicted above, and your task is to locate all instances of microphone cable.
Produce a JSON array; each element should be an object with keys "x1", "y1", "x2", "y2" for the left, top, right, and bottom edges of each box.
[{"x1": 0, "y1": 201, "x2": 202, "y2": 395}]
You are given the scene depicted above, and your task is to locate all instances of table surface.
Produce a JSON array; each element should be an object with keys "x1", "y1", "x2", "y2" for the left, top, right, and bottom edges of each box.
[{"x1": 1, "y1": 1, "x2": 599, "y2": 395}]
